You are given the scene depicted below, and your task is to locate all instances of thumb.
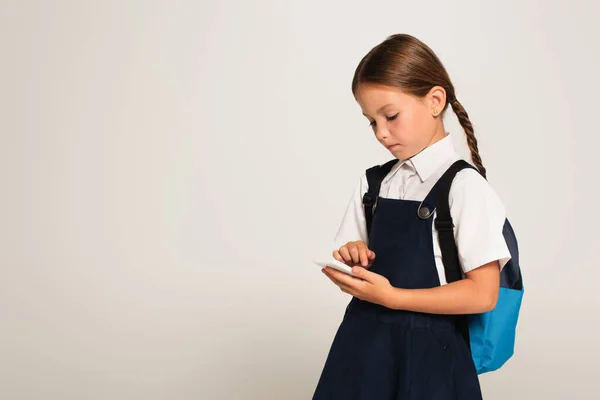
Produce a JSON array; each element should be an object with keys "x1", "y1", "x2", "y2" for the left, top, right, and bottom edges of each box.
[{"x1": 352, "y1": 265, "x2": 378, "y2": 282}]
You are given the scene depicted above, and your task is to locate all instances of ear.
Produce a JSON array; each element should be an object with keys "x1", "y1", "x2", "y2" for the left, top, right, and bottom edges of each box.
[{"x1": 427, "y1": 86, "x2": 447, "y2": 114}]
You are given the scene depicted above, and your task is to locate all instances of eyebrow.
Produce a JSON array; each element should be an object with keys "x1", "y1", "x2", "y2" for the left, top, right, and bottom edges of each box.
[{"x1": 362, "y1": 103, "x2": 394, "y2": 117}]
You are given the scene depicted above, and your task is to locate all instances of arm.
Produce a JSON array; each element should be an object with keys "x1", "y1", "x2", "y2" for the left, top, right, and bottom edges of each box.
[
  {"x1": 332, "y1": 173, "x2": 369, "y2": 249},
  {"x1": 322, "y1": 260, "x2": 500, "y2": 315},
  {"x1": 384, "y1": 260, "x2": 501, "y2": 314}
]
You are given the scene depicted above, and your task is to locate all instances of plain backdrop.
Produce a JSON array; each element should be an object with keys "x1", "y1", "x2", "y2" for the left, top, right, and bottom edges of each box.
[{"x1": 1, "y1": 1, "x2": 599, "y2": 399}]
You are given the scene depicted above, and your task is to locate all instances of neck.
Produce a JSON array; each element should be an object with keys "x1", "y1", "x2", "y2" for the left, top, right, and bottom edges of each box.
[
  {"x1": 428, "y1": 125, "x2": 448, "y2": 147},
  {"x1": 405, "y1": 126, "x2": 447, "y2": 160}
]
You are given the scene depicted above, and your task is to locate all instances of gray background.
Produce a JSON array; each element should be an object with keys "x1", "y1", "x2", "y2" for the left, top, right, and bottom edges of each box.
[{"x1": 1, "y1": 0, "x2": 598, "y2": 399}]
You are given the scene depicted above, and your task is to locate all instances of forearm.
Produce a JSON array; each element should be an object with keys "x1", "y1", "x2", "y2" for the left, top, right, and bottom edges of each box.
[{"x1": 385, "y1": 278, "x2": 497, "y2": 314}]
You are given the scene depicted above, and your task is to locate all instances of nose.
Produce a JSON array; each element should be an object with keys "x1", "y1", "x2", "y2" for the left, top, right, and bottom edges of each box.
[{"x1": 375, "y1": 125, "x2": 389, "y2": 141}]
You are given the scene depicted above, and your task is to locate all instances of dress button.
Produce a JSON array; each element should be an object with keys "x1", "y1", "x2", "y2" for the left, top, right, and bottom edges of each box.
[{"x1": 418, "y1": 206, "x2": 431, "y2": 219}]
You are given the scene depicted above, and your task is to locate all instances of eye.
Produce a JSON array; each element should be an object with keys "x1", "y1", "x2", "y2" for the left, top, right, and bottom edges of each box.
[
  {"x1": 367, "y1": 113, "x2": 398, "y2": 128},
  {"x1": 368, "y1": 113, "x2": 398, "y2": 126}
]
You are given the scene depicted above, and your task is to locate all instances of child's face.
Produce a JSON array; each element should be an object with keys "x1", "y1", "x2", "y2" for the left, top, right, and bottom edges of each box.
[{"x1": 355, "y1": 84, "x2": 444, "y2": 160}]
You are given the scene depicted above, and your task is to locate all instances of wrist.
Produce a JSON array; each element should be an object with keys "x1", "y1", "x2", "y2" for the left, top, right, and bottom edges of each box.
[{"x1": 384, "y1": 286, "x2": 404, "y2": 310}]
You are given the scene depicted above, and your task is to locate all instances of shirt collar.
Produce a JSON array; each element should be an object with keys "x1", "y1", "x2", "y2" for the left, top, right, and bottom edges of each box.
[{"x1": 383, "y1": 132, "x2": 457, "y2": 184}]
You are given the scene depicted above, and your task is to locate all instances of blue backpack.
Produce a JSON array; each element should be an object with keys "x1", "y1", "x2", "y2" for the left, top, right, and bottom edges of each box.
[{"x1": 363, "y1": 159, "x2": 524, "y2": 374}]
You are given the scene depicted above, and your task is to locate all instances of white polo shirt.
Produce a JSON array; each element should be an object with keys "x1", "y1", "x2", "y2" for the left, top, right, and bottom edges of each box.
[{"x1": 333, "y1": 133, "x2": 512, "y2": 285}]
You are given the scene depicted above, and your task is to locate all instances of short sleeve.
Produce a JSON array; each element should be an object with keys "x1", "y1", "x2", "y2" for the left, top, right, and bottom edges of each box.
[
  {"x1": 449, "y1": 169, "x2": 512, "y2": 274},
  {"x1": 333, "y1": 173, "x2": 369, "y2": 249}
]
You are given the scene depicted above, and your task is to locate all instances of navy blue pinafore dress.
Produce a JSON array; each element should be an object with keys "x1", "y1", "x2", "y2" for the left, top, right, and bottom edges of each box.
[{"x1": 312, "y1": 175, "x2": 483, "y2": 400}]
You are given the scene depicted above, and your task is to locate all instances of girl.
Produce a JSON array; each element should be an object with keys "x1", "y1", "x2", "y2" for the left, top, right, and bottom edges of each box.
[{"x1": 312, "y1": 34, "x2": 512, "y2": 400}]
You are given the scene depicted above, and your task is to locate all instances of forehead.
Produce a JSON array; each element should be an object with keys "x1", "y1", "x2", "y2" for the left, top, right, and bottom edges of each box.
[{"x1": 355, "y1": 84, "x2": 414, "y2": 114}]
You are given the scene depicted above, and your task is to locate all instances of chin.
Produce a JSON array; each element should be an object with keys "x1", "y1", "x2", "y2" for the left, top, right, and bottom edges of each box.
[{"x1": 391, "y1": 148, "x2": 407, "y2": 159}]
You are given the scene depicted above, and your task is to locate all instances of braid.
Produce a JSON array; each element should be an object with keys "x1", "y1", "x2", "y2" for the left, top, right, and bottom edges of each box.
[{"x1": 449, "y1": 98, "x2": 487, "y2": 179}]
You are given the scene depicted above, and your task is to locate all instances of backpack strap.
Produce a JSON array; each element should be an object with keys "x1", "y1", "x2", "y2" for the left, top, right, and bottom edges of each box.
[
  {"x1": 433, "y1": 159, "x2": 482, "y2": 351},
  {"x1": 363, "y1": 159, "x2": 398, "y2": 238},
  {"x1": 434, "y1": 159, "x2": 481, "y2": 284}
]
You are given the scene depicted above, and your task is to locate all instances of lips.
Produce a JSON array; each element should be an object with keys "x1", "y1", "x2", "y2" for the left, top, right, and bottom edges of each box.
[{"x1": 386, "y1": 144, "x2": 398, "y2": 150}]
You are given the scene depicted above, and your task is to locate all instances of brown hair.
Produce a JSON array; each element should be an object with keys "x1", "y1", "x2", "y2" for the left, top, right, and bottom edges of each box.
[{"x1": 351, "y1": 34, "x2": 486, "y2": 179}]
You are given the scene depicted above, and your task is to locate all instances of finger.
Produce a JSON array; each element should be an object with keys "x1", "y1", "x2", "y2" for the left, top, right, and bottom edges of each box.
[
  {"x1": 323, "y1": 268, "x2": 343, "y2": 285},
  {"x1": 338, "y1": 284, "x2": 353, "y2": 294},
  {"x1": 332, "y1": 250, "x2": 343, "y2": 262},
  {"x1": 349, "y1": 245, "x2": 360, "y2": 264},
  {"x1": 359, "y1": 245, "x2": 369, "y2": 267},
  {"x1": 323, "y1": 270, "x2": 354, "y2": 293},
  {"x1": 367, "y1": 250, "x2": 375, "y2": 266},
  {"x1": 351, "y1": 266, "x2": 379, "y2": 284},
  {"x1": 327, "y1": 267, "x2": 361, "y2": 287},
  {"x1": 365, "y1": 250, "x2": 376, "y2": 267},
  {"x1": 339, "y1": 246, "x2": 352, "y2": 263}
]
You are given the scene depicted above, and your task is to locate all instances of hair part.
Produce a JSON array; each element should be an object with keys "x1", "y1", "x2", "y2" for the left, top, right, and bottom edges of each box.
[{"x1": 351, "y1": 33, "x2": 487, "y2": 179}]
